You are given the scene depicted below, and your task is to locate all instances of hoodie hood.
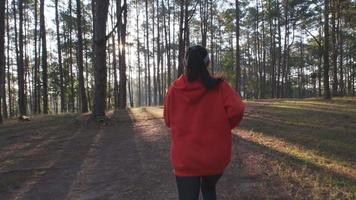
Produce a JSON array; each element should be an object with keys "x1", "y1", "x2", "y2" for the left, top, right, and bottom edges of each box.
[{"x1": 172, "y1": 75, "x2": 207, "y2": 104}]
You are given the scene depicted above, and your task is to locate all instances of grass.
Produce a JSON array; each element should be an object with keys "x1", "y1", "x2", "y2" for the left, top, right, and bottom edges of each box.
[{"x1": 238, "y1": 97, "x2": 356, "y2": 199}]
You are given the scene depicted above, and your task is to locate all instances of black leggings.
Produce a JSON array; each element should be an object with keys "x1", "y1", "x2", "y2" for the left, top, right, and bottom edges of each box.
[{"x1": 175, "y1": 174, "x2": 222, "y2": 200}]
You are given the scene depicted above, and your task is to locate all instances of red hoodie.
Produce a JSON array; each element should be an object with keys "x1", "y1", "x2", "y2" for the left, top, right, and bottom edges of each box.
[{"x1": 164, "y1": 75, "x2": 245, "y2": 176}]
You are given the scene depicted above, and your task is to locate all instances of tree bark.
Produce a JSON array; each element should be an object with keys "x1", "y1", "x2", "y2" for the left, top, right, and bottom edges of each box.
[
  {"x1": 76, "y1": 0, "x2": 88, "y2": 112},
  {"x1": 118, "y1": 0, "x2": 128, "y2": 109},
  {"x1": 0, "y1": 0, "x2": 5, "y2": 123},
  {"x1": 145, "y1": 0, "x2": 151, "y2": 105},
  {"x1": 40, "y1": 0, "x2": 48, "y2": 113},
  {"x1": 276, "y1": 0, "x2": 282, "y2": 98},
  {"x1": 152, "y1": 0, "x2": 157, "y2": 105},
  {"x1": 235, "y1": 0, "x2": 241, "y2": 95},
  {"x1": 200, "y1": 0, "x2": 208, "y2": 47},
  {"x1": 18, "y1": 0, "x2": 26, "y2": 116},
  {"x1": 338, "y1": 0, "x2": 344, "y2": 96},
  {"x1": 323, "y1": 0, "x2": 331, "y2": 99},
  {"x1": 69, "y1": 0, "x2": 75, "y2": 112},
  {"x1": 136, "y1": 0, "x2": 141, "y2": 106},
  {"x1": 177, "y1": 0, "x2": 185, "y2": 77},
  {"x1": 55, "y1": 0, "x2": 65, "y2": 113},
  {"x1": 93, "y1": 0, "x2": 109, "y2": 118},
  {"x1": 209, "y1": 0, "x2": 214, "y2": 74},
  {"x1": 33, "y1": 0, "x2": 39, "y2": 114},
  {"x1": 6, "y1": 0, "x2": 11, "y2": 116},
  {"x1": 110, "y1": 2, "x2": 118, "y2": 108},
  {"x1": 331, "y1": 0, "x2": 338, "y2": 96}
]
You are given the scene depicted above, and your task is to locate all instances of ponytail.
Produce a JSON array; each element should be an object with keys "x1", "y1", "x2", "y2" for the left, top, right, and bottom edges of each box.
[{"x1": 185, "y1": 45, "x2": 222, "y2": 90}]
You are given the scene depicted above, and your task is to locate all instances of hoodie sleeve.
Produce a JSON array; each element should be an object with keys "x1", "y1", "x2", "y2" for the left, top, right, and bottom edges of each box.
[
  {"x1": 164, "y1": 87, "x2": 172, "y2": 127},
  {"x1": 221, "y1": 81, "x2": 245, "y2": 129}
]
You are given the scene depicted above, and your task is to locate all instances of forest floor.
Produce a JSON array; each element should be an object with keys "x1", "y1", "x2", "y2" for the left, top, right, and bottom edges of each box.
[{"x1": 0, "y1": 97, "x2": 355, "y2": 200}]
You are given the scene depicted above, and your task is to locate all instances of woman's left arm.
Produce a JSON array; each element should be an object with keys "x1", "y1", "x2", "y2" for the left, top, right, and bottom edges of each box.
[{"x1": 163, "y1": 88, "x2": 171, "y2": 127}]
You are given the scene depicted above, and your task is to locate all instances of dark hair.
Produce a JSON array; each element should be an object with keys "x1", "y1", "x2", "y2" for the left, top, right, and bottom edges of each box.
[{"x1": 185, "y1": 45, "x2": 223, "y2": 90}]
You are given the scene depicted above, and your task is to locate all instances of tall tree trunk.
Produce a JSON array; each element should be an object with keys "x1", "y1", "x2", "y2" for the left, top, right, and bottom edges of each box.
[
  {"x1": 107, "y1": 33, "x2": 112, "y2": 110},
  {"x1": 209, "y1": 0, "x2": 214, "y2": 74},
  {"x1": 276, "y1": 0, "x2": 282, "y2": 98},
  {"x1": 331, "y1": 0, "x2": 338, "y2": 96},
  {"x1": 318, "y1": 22, "x2": 322, "y2": 97},
  {"x1": 145, "y1": 0, "x2": 151, "y2": 105},
  {"x1": 24, "y1": 1, "x2": 29, "y2": 114},
  {"x1": 172, "y1": 1, "x2": 177, "y2": 79},
  {"x1": 6, "y1": 0, "x2": 11, "y2": 116},
  {"x1": 0, "y1": 0, "x2": 5, "y2": 123},
  {"x1": 157, "y1": 0, "x2": 162, "y2": 105},
  {"x1": 110, "y1": 2, "x2": 118, "y2": 109},
  {"x1": 261, "y1": 1, "x2": 266, "y2": 98},
  {"x1": 164, "y1": 0, "x2": 171, "y2": 90},
  {"x1": 162, "y1": 0, "x2": 168, "y2": 104},
  {"x1": 76, "y1": 0, "x2": 88, "y2": 112},
  {"x1": 55, "y1": 0, "x2": 65, "y2": 113},
  {"x1": 160, "y1": 23, "x2": 165, "y2": 102},
  {"x1": 323, "y1": 0, "x2": 331, "y2": 99},
  {"x1": 281, "y1": 0, "x2": 288, "y2": 98},
  {"x1": 199, "y1": 0, "x2": 208, "y2": 47},
  {"x1": 136, "y1": 0, "x2": 141, "y2": 106},
  {"x1": 338, "y1": 0, "x2": 344, "y2": 96},
  {"x1": 37, "y1": 20, "x2": 42, "y2": 114},
  {"x1": 93, "y1": 0, "x2": 109, "y2": 118},
  {"x1": 33, "y1": 0, "x2": 38, "y2": 113},
  {"x1": 177, "y1": 0, "x2": 185, "y2": 77},
  {"x1": 268, "y1": 0, "x2": 276, "y2": 98},
  {"x1": 40, "y1": 0, "x2": 48, "y2": 113},
  {"x1": 184, "y1": 0, "x2": 189, "y2": 48},
  {"x1": 235, "y1": 0, "x2": 241, "y2": 95},
  {"x1": 299, "y1": 35, "x2": 304, "y2": 98},
  {"x1": 117, "y1": 0, "x2": 127, "y2": 109},
  {"x1": 69, "y1": 0, "x2": 75, "y2": 112},
  {"x1": 84, "y1": 34, "x2": 92, "y2": 110},
  {"x1": 1, "y1": 0, "x2": 7, "y2": 119},
  {"x1": 18, "y1": 0, "x2": 26, "y2": 116},
  {"x1": 152, "y1": 0, "x2": 157, "y2": 105},
  {"x1": 144, "y1": 19, "x2": 148, "y2": 106}
]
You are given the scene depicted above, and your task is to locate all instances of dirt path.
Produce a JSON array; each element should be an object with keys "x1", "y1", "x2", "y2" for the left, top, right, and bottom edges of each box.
[{"x1": 0, "y1": 108, "x2": 289, "y2": 200}]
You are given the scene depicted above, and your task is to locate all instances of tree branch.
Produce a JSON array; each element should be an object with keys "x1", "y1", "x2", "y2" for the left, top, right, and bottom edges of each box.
[
  {"x1": 105, "y1": 20, "x2": 119, "y2": 41},
  {"x1": 303, "y1": 27, "x2": 322, "y2": 48}
]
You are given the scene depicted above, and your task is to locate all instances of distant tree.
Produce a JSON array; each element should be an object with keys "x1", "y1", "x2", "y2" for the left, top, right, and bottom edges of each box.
[
  {"x1": 199, "y1": 0, "x2": 208, "y2": 47},
  {"x1": 177, "y1": 0, "x2": 185, "y2": 77},
  {"x1": 118, "y1": 0, "x2": 128, "y2": 109},
  {"x1": 18, "y1": 0, "x2": 26, "y2": 116},
  {"x1": 331, "y1": 0, "x2": 338, "y2": 96},
  {"x1": 0, "y1": 0, "x2": 5, "y2": 123},
  {"x1": 76, "y1": 0, "x2": 89, "y2": 113},
  {"x1": 55, "y1": 0, "x2": 65, "y2": 113},
  {"x1": 33, "y1": 0, "x2": 40, "y2": 114},
  {"x1": 6, "y1": 0, "x2": 11, "y2": 117},
  {"x1": 235, "y1": 0, "x2": 241, "y2": 95},
  {"x1": 135, "y1": 0, "x2": 141, "y2": 106},
  {"x1": 40, "y1": 0, "x2": 49, "y2": 113},
  {"x1": 323, "y1": 0, "x2": 331, "y2": 99},
  {"x1": 145, "y1": 0, "x2": 151, "y2": 105}
]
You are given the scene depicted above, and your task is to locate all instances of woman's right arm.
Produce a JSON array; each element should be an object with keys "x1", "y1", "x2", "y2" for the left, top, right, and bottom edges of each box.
[{"x1": 221, "y1": 81, "x2": 245, "y2": 129}]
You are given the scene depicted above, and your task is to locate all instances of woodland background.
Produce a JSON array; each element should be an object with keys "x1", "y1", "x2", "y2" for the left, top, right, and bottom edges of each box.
[{"x1": 0, "y1": 0, "x2": 355, "y2": 121}]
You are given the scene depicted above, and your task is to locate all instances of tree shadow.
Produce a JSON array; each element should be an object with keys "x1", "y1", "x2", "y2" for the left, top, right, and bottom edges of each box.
[
  {"x1": 231, "y1": 133, "x2": 356, "y2": 199},
  {"x1": 241, "y1": 104, "x2": 356, "y2": 164},
  {"x1": 0, "y1": 111, "x2": 144, "y2": 200}
]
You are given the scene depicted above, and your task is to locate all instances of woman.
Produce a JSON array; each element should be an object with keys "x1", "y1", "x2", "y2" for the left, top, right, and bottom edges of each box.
[{"x1": 164, "y1": 45, "x2": 245, "y2": 200}]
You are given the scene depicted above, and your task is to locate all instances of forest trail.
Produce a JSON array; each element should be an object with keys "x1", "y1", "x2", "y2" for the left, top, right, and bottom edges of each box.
[{"x1": 0, "y1": 105, "x2": 290, "y2": 200}]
